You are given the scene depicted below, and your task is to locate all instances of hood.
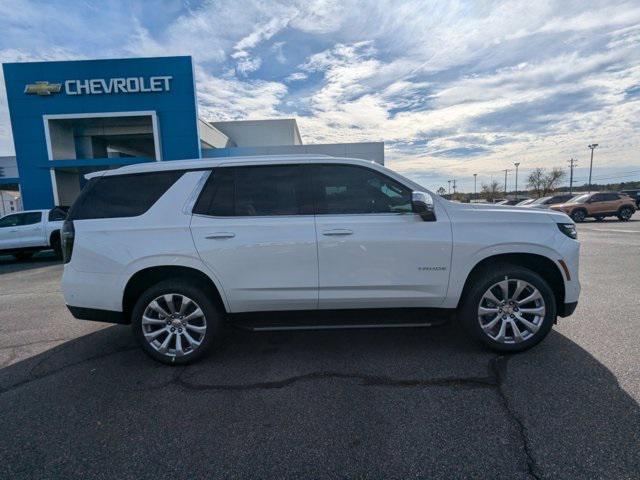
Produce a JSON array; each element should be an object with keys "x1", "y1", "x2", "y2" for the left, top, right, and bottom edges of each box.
[
  {"x1": 549, "y1": 202, "x2": 577, "y2": 210},
  {"x1": 445, "y1": 200, "x2": 572, "y2": 223}
]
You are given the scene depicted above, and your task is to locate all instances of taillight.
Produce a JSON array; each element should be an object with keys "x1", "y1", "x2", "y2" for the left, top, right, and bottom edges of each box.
[{"x1": 61, "y1": 220, "x2": 75, "y2": 264}]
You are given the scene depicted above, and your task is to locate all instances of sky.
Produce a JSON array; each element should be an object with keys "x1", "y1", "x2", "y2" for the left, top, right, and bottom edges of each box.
[{"x1": 0, "y1": 0, "x2": 639, "y2": 192}]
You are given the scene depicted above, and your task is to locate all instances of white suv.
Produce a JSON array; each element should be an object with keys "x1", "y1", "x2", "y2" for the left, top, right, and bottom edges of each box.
[{"x1": 61, "y1": 156, "x2": 580, "y2": 364}]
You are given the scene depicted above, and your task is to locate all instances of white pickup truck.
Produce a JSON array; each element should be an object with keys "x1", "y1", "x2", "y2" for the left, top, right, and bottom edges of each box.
[{"x1": 0, "y1": 207, "x2": 67, "y2": 260}]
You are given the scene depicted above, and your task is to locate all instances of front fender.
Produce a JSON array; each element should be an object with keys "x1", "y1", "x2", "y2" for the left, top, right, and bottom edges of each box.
[{"x1": 444, "y1": 242, "x2": 565, "y2": 308}]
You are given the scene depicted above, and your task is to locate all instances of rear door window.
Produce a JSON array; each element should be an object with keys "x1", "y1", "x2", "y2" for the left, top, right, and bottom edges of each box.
[
  {"x1": 68, "y1": 171, "x2": 184, "y2": 220},
  {"x1": 193, "y1": 165, "x2": 310, "y2": 216},
  {"x1": 20, "y1": 212, "x2": 42, "y2": 226}
]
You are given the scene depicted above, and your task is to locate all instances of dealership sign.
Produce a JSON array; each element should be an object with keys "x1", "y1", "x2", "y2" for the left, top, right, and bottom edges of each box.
[{"x1": 24, "y1": 76, "x2": 173, "y2": 96}]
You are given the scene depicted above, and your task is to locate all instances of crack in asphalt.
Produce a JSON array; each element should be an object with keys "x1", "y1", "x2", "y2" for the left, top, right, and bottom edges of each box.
[
  {"x1": 173, "y1": 355, "x2": 541, "y2": 480},
  {"x1": 175, "y1": 369, "x2": 498, "y2": 391},
  {"x1": 489, "y1": 356, "x2": 541, "y2": 480},
  {"x1": 0, "y1": 342, "x2": 541, "y2": 479}
]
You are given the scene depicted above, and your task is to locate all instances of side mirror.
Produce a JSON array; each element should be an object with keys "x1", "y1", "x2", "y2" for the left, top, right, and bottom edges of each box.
[{"x1": 412, "y1": 191, "x2": 436, "y2": 221}]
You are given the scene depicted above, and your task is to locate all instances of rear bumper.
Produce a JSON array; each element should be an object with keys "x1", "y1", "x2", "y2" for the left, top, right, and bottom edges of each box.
[
  {"x1": 67, "y1": 305, "x2": 127, "y2": 324},
  {"x1": 558, "y1": 301, "x2": 578, "y2": 318}
]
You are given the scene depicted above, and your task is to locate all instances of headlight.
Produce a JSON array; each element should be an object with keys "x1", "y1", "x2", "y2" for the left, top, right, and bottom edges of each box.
[{"x1": 557, "y1": 223, "x2": 577, "y2": 239}]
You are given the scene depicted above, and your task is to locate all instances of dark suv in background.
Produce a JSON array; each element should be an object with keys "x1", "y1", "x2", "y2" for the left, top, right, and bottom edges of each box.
[{"x1": 620, "y1": 190, "x2": 640, "y2": 209}]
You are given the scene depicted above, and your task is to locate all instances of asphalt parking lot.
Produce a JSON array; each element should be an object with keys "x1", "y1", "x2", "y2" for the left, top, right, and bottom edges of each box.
[{"x1": 1, "y1": 217, "x2": 639, "y2": 479}]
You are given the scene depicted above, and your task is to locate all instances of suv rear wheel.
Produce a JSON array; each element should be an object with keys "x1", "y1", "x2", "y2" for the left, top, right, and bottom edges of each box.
[
  {"x1": 132, "y1": 280, "x2": 221, "y2": 365},
  {"x1": 570, "y1": 209, "x2": 587, "y2": 223},
  {"x1": 460, "y1": 264, "x2": 556, "y2": 352},
  {"x1": 617, "y1": 206, "x2": 634, "y2": 222}
]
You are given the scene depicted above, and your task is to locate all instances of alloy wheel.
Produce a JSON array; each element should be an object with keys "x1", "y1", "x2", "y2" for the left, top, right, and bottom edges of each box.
[
  {"x1": 620, "y1": 208, "x2": 632, "y2": 221},
  {"x1": 477, "y1": 278, "x2": 546, "y2": 344},
  {"x1": 571, "y1": 210, "x2": 585, "y2": 222},
  {"x1": 141, "y1": 293, "x2": 207, "y2": 358}
]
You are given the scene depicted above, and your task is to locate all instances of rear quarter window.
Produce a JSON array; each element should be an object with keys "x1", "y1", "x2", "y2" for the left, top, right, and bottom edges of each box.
[{"x1": 68, "y1": 171, "x2": 184, "y2": 220}]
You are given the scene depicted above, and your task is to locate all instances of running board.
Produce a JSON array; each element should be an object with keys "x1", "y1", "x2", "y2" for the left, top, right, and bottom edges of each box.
[
  {"x1": 236, "y1": 321, "x2": 442, "y2": 332},
  {"x1": 229, "y1": 308, "x2": 453, "y2": 332}
]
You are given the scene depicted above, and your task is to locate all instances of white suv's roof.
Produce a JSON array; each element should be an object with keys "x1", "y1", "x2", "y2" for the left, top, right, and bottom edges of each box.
[{"x1": 85, "y1": 155, "x2": 379, "y2": 179}]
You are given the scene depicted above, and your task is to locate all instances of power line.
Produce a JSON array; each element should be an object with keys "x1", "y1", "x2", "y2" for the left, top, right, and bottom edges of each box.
[{"x1": 572, "y1": 172, "x2": 640, "y2": 183}]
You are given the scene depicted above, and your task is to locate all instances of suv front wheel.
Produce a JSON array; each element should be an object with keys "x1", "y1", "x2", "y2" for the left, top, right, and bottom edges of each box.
[
  {"x1": 132, "y1": 280, "x2": 221, "y2": 365},
  {"x1": 570, "y1": 209, "x2": 587, "y2": 223},
  {"x1": 617, "y1": 206, "x2": 634, "y2": 222},
  {"x1": 460, "y1": 264, "x2": 556, "y2": 352}
]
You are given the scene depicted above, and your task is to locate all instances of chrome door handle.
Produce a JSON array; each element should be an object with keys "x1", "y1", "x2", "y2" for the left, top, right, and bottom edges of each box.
[
  {"x1": 205, "y1": 232, "x2": 235, "y2": 239},
  {"x1": 322, "y1": 229, "x2": 353, "y2": 236}
]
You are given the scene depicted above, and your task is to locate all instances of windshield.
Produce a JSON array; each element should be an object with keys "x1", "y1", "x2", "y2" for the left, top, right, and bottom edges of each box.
[
  {"x1": 516, "y1": 199, "x2": 534, "y2": 206},
  {"x1": 530, "y1": 196, "x2": 551, "y2": 205},
  {"x1": 570, "y1": 194, "x2": 590, "y2": 204}
]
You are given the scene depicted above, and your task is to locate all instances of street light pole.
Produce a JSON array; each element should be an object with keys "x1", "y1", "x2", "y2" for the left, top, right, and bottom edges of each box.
[
  {"x1": 587, "y1": 144, "x2": 598, "y2": 193},
  {"x1": 568, "y1": 158, "x2": 577, "y2": 195},
  {"x1": 473, "y1": 173, "x2": 477, "y2": 200},
  {"x1": 447, "y1": 180, "x2": 451, "y2": 195},
  {"x1": 503, "y1": 169, "x2": 509, "y2": 197},
  {"x1": 513, "y1": 163, "x2": 520, "y2": 200}
]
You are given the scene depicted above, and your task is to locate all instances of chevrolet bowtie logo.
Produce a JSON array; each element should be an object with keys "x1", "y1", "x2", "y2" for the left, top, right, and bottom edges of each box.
[{"x1": 24, "y1": 81, "x2": 62, "y2": 96}]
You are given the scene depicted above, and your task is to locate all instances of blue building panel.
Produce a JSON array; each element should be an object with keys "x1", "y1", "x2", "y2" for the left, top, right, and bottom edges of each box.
[{"x1": 2, "y1": 56, "x2": 200, "y2": 209}]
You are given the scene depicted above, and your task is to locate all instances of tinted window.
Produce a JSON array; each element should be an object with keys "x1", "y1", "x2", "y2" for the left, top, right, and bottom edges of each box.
[
  {"x1": 0, "y1": 214, "x2": 20, "y2": 228},
  {"x1": 193, "y1": 168, "x2": 234, "y2": 216},
  {"x1": 69, "y1": 171, "x2": 183, "y2": 220},
  {"x1": 194, "y1": 165, "x2": 309, "y2": 217},
  {"x1": 548, "y1": 195, "x2": 572, "y2": 204},
  {"x1": 312, "y1": 165, "x2": 412, "y2": 215},
  {"x1": 21, "y1": 212, "x2": 42, "y2": 225},
  {"x1": 601, "y1": 193, "x2": 619, "y2": 201}
]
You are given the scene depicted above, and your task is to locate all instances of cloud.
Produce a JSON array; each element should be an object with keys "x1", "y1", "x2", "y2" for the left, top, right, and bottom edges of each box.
[
  {"x1": 285, "y1": 72, "x2": 307, "y2": 82},
  {"x1": 0, "y1": 0, "x2": 639, "y2": 191},
  {"x1": 195, "y1": 70, "x2": 288, "y2": 121}
]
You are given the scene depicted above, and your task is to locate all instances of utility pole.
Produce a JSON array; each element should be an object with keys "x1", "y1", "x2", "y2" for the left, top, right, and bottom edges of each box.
[
  {"x1": 587, "y1": 144, "x2": 598, "y2": 193},
  {"x1": 452, "y1": 179, "x2": 457, "y2": 194},
  {"x1": 503, "y1": 169, "x2": 509, "y2": 196},
  {"x1": 513, "y1": 163, "x2": 520, "y2": 200},
  {"x1": 567, "y1": 158, "x2": 578, "y2": 194},
  {"x1": 473, "y1": 173, "x2": 478, "y2": 200}
]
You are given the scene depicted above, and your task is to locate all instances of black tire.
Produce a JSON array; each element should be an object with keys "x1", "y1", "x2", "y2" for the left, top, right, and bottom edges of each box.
[
  {"x1": 570, "y1": 209, "x2": 587, "y2": 223},
  {"x1": 131, "y1": 279, "x2": 222, "y2": 365},
  {"x1": 459, "y1": 263, "x2": 557, "y2": 353},
  {"x1": 617, "y1": 206, "x2": 634, "y2": 222},
  {"x1": 594, "y1": 215, "x2": 605, "y2": 222},
  {"x1": 13, "y1": 251, "x2": 34, "y2": 261},
  {"x1": 50, "y1": 232, "x2": 62, "y2": 258}
]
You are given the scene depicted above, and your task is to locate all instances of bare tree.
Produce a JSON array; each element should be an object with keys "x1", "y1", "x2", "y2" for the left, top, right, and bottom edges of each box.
[
  {"x1": 527, "y1": 167, "x2": 566, "y2": 197},
  {"x1": 527, "y1": 168, "x2": 545, "y2": 198},
  {"x1": 543, "y1": 167, "x2": 566, "y2": 194},
  {"x1": 481, "y1": 180, "x2": 503, "y2": 202},
  {"x1": 436, "y1": 186, "x2": 446, "y2": 196}
]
